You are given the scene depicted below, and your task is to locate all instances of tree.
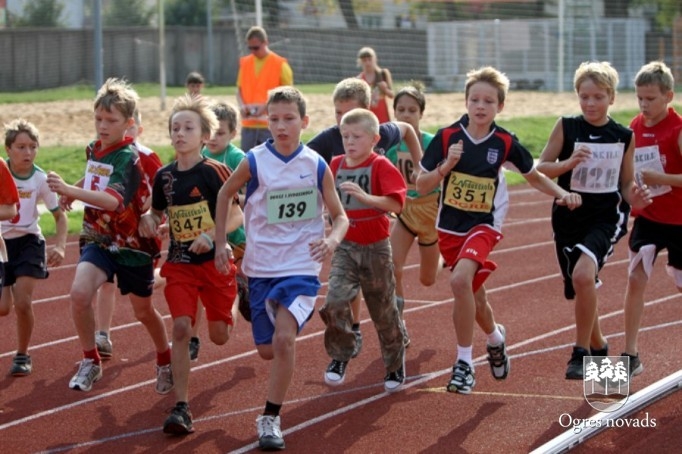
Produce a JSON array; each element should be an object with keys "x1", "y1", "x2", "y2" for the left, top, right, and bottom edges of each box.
[
  {"x1": 632, "y1": 0, "x2": 682, "y2": 31},
  {"x1": 12, "y1": 0, "x2": 64, "y2": 28},
  {"x1": 165, "y1": 0, "x2": 209, "y2": 26},
  {"x1": 104, "y1": 0, "x2": 154, "y2": 27}
]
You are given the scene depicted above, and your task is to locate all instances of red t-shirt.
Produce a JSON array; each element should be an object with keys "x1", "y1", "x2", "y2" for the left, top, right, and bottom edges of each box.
[{"x1": 331, "y1": 153, "x2": 406, "y2": 244}]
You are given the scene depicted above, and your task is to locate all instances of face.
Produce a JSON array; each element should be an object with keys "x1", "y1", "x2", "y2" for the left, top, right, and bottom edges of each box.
[
  {"x1": 334, "y1": 99, "x2": 363, "y2": 126},
  {"x1": 359, "y1": 56, "x2": 374, "y2": 72},
  {"x1": 577, "y1": 78, "x2": 614, "y2": 125},
  {"x1": 394, "y1": 95, "x2": 422, "y2": 131},
  {"x1": 6, "y1": 132, "x2": 38, "y2": 174},
  {"x1": 247, "y1": 37, "x2": 267, "y2": 58},
  {"x1": 186, "y1": 83, "x2": 203, "y2": 96},
  {"x1": 206, "y1": 120, "x2": 235, "y2": 154},
  {"x1": 340, "y1": 122, "x2": 379, "y2": 163},
  {"x1": 170, "y1": 110, "x2": 207, "y2": 156},
  {"x1": 636, "y1": 83, "x2": 672, "y2": 125},
  {"x1": 267, "y1": 102, "x2": 308, "y2": 151},
  {"x1": 94, "y1": 106, "x2": 133, "y2": 149},
  {"x1": 465, "y1": 82, "x2": 502, "y2": 127}
]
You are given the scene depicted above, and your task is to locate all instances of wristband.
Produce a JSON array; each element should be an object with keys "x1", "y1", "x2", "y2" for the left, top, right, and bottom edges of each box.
[{"x1": 200, "y1": 232, "x2": 214, "y2": 248}]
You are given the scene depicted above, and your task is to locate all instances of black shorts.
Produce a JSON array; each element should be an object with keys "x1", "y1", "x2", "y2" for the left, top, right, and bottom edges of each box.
[
  {"x1": 629, "y1": 216, "x2": 682, "y2": 270},
  {"x1": 554, "y1": 223, "x2": 621, "y2": 300},
  {"x1": 3, "y1": 234, "x2": 48, "y2": 286},
  {"x1": 80, "y1": 244, "x2": 154, "y2": 298}
]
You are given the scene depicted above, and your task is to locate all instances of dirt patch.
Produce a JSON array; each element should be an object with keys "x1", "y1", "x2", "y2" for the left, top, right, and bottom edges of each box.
[{"x1": 0, "y1": 91, "x2": 640, "y2": 148}]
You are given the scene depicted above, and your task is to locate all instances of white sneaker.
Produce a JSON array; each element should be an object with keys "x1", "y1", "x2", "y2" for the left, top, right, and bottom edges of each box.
[
  {"x1": 69, "y1": 358, "x2": 102, "y2": 392},
  {"x1": 155, "y1": 363, "x2": 174, "y2": 395},
  {"x1": 95, "y1": 331, "x2": 113, "y2": 360},
  {"x1": 256, "y1": 414, "x2": 285, "y2": 450}
]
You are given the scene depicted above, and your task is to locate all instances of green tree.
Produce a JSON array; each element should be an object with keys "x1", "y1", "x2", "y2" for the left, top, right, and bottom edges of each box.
[
  {"x1": 632, "y1": 0, "x2": 682, "y2": 31},
  {"x1": 12, "y1": 0, "x2": 64, "y2": 27},
  {"x1": 165, "y1": 0, "x2": 209, "y2": 26},
  {"x1": 104, "y1": 0, "x2": 154, "y2": 26}
]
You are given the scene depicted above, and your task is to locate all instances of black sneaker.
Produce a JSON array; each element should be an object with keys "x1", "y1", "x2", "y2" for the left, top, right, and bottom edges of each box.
[
  {"x1": 384, "y1": 365, "x2": 406, "y2": 392},
  {"x1": 163, "y1": 402, "x2": 194, "y2": 435},
  {"x1": 590, "y1": 343, "x2": 609, "y2": 357},
  {"x1": 236, "y1": 274, "x2": 251, "y2": 322},
  {"x1": 486, "y1": 324, "x2": 509, "y2": 380},
  {"x1": 189, "y1": 337, "x2": 200, "y2": 362},
  {"x1": 566, "y1": 346, "x2": 589, "y2": 380},
  {"x1": 447, "y1": 360, "x2": 476, "y2": 394},
  {"x1": 620, "y1": 352, "x2": 644, "y2": 378},
  {"x1": 324, "y1": 359, "x2": 348, "y2": 386},
  {"x1": 351, "y1": 329, "x2": 363, "y2": 358},
  {"x1": 10, "y1": 354, "x2": 32, "y2": 377}
]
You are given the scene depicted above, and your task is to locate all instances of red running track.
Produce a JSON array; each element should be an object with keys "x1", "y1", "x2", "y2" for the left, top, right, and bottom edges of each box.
[{"x1": 1, "y1": 184, "x2": 680, "y2": 453}]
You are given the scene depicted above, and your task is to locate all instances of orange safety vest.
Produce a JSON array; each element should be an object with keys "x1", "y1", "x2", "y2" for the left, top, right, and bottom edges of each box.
[{"x1": 239, "y1": 52, "x2": 287, "y2": 128}]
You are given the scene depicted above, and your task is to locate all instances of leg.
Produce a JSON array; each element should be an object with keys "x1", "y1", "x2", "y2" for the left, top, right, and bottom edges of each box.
[
  {"x1": 475, "y1": 285, "x2": 510, "y2": 380},
  {"x1": 265, "y1": 305, "x2": 298, "y2": 405},
  {"x1": 450, "y1": 259, "x2": 478, "y2": 351},
  {"x1": 623, "y1": 261, "x2": 648, "y2": 356},
  {"x1": 170, "y1": 316, "x2": 193, "y2": 404},
  {"x1": 189, "y1": 305, "x2": 203, "y2": 361},
  {"x1": 96, "y1": 282, "x2": 116, "y2": 337},
  {"x1": 390, "y1": 221, "x2": 414, "y2": 300},
  {"x1": 474, "y1": 285, "x2": 495, "y2": 335},
  {"x1": 128, "y1": 293, "x2": 170, "y2": 354},
  {"x1": 12, "y1": 276, "x2": 37, "y2": 355},
  {"x1": 571, "y1": 254, "x2": 604, "y2": 351},
  {"x1": 70, "y1": 262, "x2": 108, "y2": 352},
  {"x1": 418, "y1": 242, "x2": 442, "y2": 287}
]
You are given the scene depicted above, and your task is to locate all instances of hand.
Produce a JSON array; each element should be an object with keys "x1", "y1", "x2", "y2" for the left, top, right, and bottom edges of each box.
[
  {"x1": 569, "y1": 144, "x2": 591, "y2": 168},
  {"x1": 46, "y1": 171, "x2": 69, "y2": 196},
  {"x1": 338, "y1": 181, "x2": 367, "y2": 204},
  {"x1": 555, "y1": 192, "x2": 582, "y2": 210},
  {"x1": 58, "y1": 195, "x2": 74, "y2": 212},
  {"x1": 446, "y1": 140, "x2": 464, "y2": 167},
  {"x1": 138, "y1": 214, "x2": 158, "y2": 238},
  {"x1": 188, "y1": 234, "x2": 213, "y2": 255},
  {"x1": 214, "y1": 243, "x2": 233, "y2": 275},
  {"x1": 309, "y1": 238, "x2": 338, "y2": 262},
  {"x1": 631, "y1": 182, "x2": 653, "y2": 209},
  {"x1": 47, "y1": 246, "x2": 65, "y2": 267}
]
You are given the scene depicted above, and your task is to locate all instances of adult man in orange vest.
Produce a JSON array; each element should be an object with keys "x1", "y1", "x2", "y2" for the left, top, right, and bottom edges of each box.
[{"x1": 236, "y1": 26, "x2": 294, "y2": 152}]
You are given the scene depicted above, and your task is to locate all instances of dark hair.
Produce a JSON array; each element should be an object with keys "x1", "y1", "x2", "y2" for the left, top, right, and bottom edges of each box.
[
  {"x1": 393, "y1": 80, "x2": 426, "y2": 113},
  {"x1": 185, "y1": 71, "x2": 205, "y2": 85}
]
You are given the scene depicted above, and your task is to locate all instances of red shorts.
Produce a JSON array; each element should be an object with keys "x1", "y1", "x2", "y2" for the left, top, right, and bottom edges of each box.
[
  {"x1": 161, "y1": 260, "x2": 237, "y2": 325},
  {"x1": 438, "y1": 226, "x2": 502, "y2": 291}
]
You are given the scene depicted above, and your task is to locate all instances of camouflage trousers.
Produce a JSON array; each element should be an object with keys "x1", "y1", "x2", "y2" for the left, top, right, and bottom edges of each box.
[{"x1": 320, "y1": 238, "x2": 404, "y2": 372}]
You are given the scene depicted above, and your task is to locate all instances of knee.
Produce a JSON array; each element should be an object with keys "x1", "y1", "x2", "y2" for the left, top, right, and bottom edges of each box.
[
  {"x1": 257, "y1": 344, "x2": 274, "y2": 360},
  {"x1": 172, "y1": 319, "x2": 193, "y2": 343},
  {"x1": 132, "y1": 302, "x2": 158, "y2": 324},
  {"x1": 272, "y1": 331, "x2": 295, "y2": 357},
  {"x1": 70, "y1": 287, "x2": 93, "y2": 311},
  {"x1": 208, "y1": 326, "x2": 230, "y2": 346},
  {"x1": 571, "y1": 268, "x2": 594, "y2": 291},
  {"x1": 320, "y1": 301, "x2": 351, "y2": 326},
  {"x1": 420, "y1": 274, "x2": 437, "y2": 287},
  {"x1": 0, "y1": 304, "x2": 10, "y2": 317},
  {"x1": 449, "y1": 273, "x2": 471, "y2": 297}
]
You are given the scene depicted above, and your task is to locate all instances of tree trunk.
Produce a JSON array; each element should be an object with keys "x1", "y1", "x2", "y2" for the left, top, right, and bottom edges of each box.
[{"x1": 338, "y1": 0, "x2": 359, "y2": 29}]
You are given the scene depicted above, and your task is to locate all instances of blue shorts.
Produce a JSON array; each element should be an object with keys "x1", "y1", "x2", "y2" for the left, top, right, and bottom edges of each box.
[
  {"x1": 80, "y1": 244, "x2": 154, "y2": 297},
  {"x1": 249, "y1": 275, "x2": 320, "y2": 345},
  {"x1": 3, "y1": 234, "x2": 48, "y2": 286}
]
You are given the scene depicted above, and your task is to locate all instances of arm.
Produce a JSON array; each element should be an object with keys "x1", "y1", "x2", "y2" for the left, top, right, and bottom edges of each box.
[
  {"x1": 416, "y1": 139, "x2": 463, "y2": 195},
  {"x1": 377, "y1": 68, "x2": 394, "y2": 99},
  {"x1": 309, "y1": 167, "x2": 349, "y2": 262},
  {"x1": 620, "y1": 137, "x2": 652, "y2": 210},
  {"x1": 215, "y1": 159, "x2": 251, "y2": 274},
  {"x1": 47, "y1": 172, "x2": 119, "y2": 211},
  {"x1": 395, "y1": 121, "x2": 423, "y2": 178},
  {"x1": 338, "y1": 181, "x2": 402, "y2": 213},
  {"x1": 638, "y1": 129, "x2": 682, "y2": 188},
  {"x1": 536, "y1": 118, "x2": 591, "y2": 179},
  {"x1": 0, "y1": 204, "x2": 17, "y2": 221},
  {"x1": 46, "y1": 208, "x2": 68, "y2": 267},
  {"x1": 523, "y1": 168, "x2": 582, "y2": 210}
]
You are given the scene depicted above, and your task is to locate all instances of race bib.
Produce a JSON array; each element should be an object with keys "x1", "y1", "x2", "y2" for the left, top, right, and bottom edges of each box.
[
  {"x1": 83, "y1": 160, "x2": 113, "y2": 209},
  {"x1": 266, "y1": 187, "x2": 318, "y2": 224},
  {"x1": 168, "y1": 201, "x2": 214, "y2": 243},
  {"x1": 443, "y1": 172, "x2": 495, "y2": 213},
  {"x1": 634, "y1": 145, "x2": 671, "y2": 198},
  {"x1": 570, "y1": 142, "x2": 623, "y2": 193}
]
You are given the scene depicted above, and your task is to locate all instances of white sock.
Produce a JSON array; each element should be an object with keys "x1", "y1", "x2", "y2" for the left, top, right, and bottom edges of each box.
[
  {"x1": 457, "y1": 345, "x2": 473, "y2": 368},
  {"x1": 487, "y1": 324, "x2": 504, "y2": 346}
]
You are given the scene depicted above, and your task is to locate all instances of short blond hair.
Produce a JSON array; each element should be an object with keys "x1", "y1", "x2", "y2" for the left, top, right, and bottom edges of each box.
[
  {"x1": 464, "y1": 66, "x2": 509, "y2": 105},
  {"x1": 94, "y1": 77, "x2": 138, "y2": 119},
  {"x1": 168, "y1": 94, "x2": 218, "y2": 138},
  {"x1": 634, "y1": 61, "x2": 674, "y2": 93},
  {"x1": 573, "y1": 61, "x2": 619, "y2": 97},
  {"x1": 340, "y1": 108, "x2": 379, "y2": 136},
  {"x1": 332, "y1": 78, "x2": 371, "y2": 108}
]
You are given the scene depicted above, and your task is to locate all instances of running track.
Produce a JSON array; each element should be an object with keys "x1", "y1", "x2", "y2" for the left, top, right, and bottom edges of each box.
[{"x1": 1, "y1": 185, "x2": 680, "y2": 453}]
